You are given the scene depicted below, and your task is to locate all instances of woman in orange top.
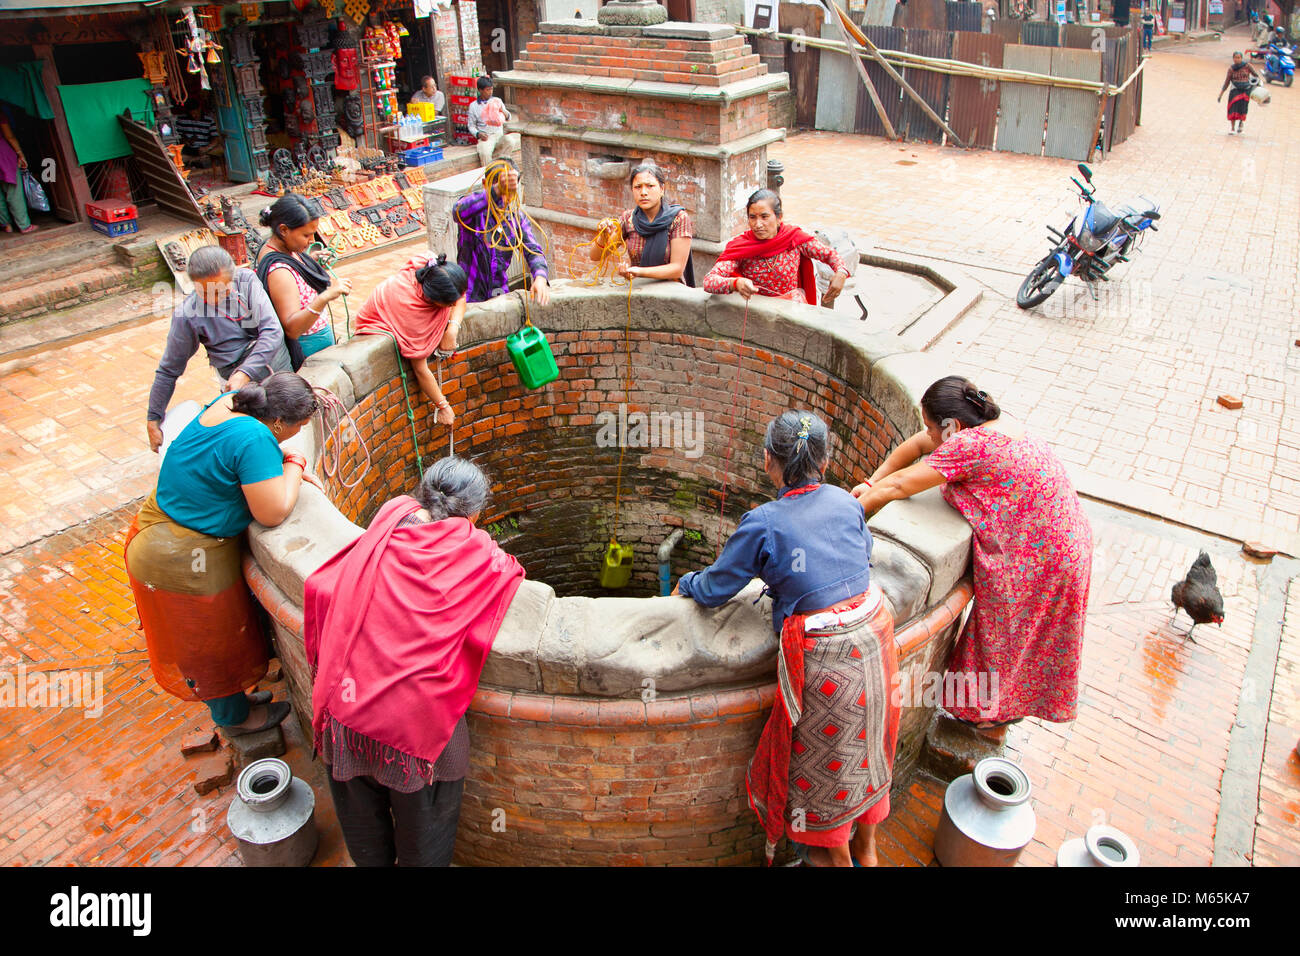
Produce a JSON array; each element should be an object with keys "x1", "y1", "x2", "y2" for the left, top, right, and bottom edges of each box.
[{"x1": 354, "y1": 254, "x2": 468, "y2": 426}]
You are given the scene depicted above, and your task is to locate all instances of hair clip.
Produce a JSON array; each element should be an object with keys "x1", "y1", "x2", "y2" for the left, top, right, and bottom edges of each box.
[{"x1": 796, "y1": 415, "x2": 812, "y2": 440}]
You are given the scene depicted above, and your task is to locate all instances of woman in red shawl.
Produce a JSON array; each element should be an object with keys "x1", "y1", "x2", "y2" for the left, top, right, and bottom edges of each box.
[
  {"x1": 304, "y1": 457, "x2": 525, "y2": 866},
  {"x1": 353, "y1": 254, "x2": 467, "y2": 426},
  {"x1": 702, "y1": 189, "x2": 850, "y2": 307}
]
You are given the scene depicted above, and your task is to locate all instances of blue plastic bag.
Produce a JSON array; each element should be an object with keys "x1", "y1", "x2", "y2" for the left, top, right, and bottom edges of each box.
[{"x1": 21, "y1": 168, "x2": 49, "y2": 213}]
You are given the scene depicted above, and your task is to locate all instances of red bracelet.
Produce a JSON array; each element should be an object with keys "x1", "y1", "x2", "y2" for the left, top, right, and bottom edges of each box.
[{"x1": 283, "y1": 452, "x2": 307, "y2": 470}]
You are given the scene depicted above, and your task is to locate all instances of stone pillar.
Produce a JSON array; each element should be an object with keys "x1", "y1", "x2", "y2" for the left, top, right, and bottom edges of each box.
[{"x1": 495, "y1": 17, "x2": 789, "y2": 279}]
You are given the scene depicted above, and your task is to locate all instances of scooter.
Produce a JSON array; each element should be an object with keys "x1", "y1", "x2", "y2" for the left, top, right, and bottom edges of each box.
[
  {"x1": 1016, "y1": 164, "x2": 1161, "y2": 310},
  {"x1": 1263, "y1": 42, "x2": 1296, "y2": 86}
]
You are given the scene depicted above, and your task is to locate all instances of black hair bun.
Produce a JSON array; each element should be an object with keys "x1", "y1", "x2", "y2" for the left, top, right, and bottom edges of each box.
[
  {"x1": 258, "y1": 207, "x2": 273, "y2": 227},
  {"x1": 435, "y1": 253, "x2": 448, "y2": 266}
]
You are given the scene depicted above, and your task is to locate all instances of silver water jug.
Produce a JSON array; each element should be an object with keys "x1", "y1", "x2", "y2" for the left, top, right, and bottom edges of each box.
[
  {"x1": 933, "y1": 756, "x2": 1036, "y2": 866},
  {"x1": 1057, "y1": 824, "x2": 1140, "y2": 867},
  {"x1": 227, "y1": 758, "x2": 318, "y2": 866}
]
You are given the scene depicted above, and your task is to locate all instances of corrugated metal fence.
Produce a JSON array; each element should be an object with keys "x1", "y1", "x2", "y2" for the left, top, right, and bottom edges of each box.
[{"x1": 799, "y1": 13, "x2": 1145, "y2": 161}]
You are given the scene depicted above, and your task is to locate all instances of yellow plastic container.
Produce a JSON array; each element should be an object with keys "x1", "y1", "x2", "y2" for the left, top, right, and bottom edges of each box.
[
  {"x1": 407, "y1": 102, "x2": 438, "y2": 122},
  {"x1": 599, "y1": 541, "x2": 634, "y2": 589}
]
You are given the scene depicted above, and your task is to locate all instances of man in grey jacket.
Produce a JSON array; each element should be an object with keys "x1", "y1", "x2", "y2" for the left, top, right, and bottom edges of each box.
[{"x1": 145, "y1": 245, "x2": 292, "y2": 452}]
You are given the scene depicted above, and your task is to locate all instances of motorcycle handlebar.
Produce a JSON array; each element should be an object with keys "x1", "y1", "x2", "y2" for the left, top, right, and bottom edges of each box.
[{"x1": 1070, "y1": 177, "x2": 1093, "y2": 198}]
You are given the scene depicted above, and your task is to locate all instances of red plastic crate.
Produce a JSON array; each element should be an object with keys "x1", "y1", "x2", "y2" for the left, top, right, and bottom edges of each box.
[
  {"x1": 449, "y1": 93, "x2": 475, "y2": 106},
  {"x1": 448, "y1": 74, "x2": 475, "y2": 88},
  {"x1": 451, "y1": 111, "x2": 469, "y2": 125},
  {"x1": 85, "y1": 198, "x2": 137, "y2": 222}
]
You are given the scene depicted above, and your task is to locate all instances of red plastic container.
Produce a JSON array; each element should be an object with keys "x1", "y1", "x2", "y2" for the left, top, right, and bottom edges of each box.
[
  {"x1": 448, "y1": 74, "x2": 475, "y2": 88},
  {"x1": 450, "y1": 93, "x2": 475, "y2": 107},
  {"x1": 85, "y1": 198, "x2": 137, "y2": 222}
]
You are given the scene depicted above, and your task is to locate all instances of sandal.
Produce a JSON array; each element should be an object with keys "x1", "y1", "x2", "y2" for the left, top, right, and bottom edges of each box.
[
  {"x1": 222, "y1": 700, "x2": 290, "y2": 736},
  {"x1": 245, "y1": 689, "x2": 273, "y2": 705}
]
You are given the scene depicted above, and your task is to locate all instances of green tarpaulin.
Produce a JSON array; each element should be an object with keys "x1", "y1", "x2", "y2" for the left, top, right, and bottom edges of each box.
[
  {"x1": 0, "y1": 61, "x2": 55, "y2": 121},
  {"x1": 57, "y1": 79, "x2": 154, "y2": 165}
]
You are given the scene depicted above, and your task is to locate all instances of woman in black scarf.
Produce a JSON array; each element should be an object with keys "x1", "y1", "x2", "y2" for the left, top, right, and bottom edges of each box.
[
  {"x1": 591, "y1": 162, "x2": 695, "y2": 285},
  {"x1": 256, "y1": 193, "x2": 352, "y2": 369},
  {"x1": 1218, "y1": 51, "x2": 1261, "y2": 135}
]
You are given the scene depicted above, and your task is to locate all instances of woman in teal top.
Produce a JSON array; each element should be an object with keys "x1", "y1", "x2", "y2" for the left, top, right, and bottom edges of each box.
[{"x1": 125, "y1": 373, "x2": 320, "y2": 737}]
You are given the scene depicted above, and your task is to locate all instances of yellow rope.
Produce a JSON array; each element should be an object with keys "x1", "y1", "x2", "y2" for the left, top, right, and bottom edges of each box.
[
  {"x1": 453, "y1": 162, "x2": 552, "y2": 327},
  {"x1": 609, "y1": 277, "x2": 636, "y2": 546},
  {"x1": 569, "y1": 217, "x2": 630, "y2": 286}
]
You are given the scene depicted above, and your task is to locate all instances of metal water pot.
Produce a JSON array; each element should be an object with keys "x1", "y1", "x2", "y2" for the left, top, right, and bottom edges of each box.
[
  {"x1": 1057, "y1": 824, "x2": 1140, "y2": 867},
  {"x1": 227, "y1": 758, "x2": 318, "y2": 866},
  {"x1": 933, "y1": 756, "x2": 1036, "y2": 867}
]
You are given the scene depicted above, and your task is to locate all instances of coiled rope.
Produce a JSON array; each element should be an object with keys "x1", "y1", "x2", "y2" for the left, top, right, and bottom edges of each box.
[{"x1": 313, "y1": 385, "x2": 371, "y2": 490}]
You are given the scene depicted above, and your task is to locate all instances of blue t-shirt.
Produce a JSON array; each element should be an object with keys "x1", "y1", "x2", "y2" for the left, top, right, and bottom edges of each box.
[
  {"x1": 156, "y1": 410, "x2": 285, "y2": 537},
  {"x1": 677, "y1": 483, "x2": 873, "y2": 633}
]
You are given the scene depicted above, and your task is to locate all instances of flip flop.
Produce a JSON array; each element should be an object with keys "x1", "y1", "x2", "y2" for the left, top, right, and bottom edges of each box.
[{"x1": 222, "y1": 701, "x2": 290, "y2": 736}]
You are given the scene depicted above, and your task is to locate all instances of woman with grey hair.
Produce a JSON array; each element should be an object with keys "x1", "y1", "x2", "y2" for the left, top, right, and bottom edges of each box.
[
  {"x1": 146, "y1": 244, "x2": 292, "y2": 452},
  {"x1": 674, "y1": 411, "x2": 898, "y2": 866},
  {"x1": 304, "y1": 457, "x2": 526, "y2": 866}
]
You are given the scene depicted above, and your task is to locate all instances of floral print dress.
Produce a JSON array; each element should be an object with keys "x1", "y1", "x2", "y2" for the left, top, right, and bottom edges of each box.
[{"x1": 924, "y1": 427, "x2": 1092, "y2": 723}]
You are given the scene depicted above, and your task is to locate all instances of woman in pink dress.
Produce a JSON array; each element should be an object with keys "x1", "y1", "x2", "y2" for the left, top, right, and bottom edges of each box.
[{"x1": 851, "y1": 376, "x2": 1092, "y2": 728}]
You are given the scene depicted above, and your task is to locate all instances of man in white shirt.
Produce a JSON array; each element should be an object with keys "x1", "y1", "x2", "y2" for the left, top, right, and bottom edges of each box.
[
  {"x1": 466, "y1": 75, "x2": 510, "y2": 167},
  {"x1": 410, "y1": 75, "x2": 446, "y2": 111}
]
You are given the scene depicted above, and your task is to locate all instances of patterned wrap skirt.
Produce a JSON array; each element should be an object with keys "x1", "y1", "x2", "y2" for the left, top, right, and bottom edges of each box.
[{"x1": 746, "y1": 585, "x2": 900, "y2": 861}]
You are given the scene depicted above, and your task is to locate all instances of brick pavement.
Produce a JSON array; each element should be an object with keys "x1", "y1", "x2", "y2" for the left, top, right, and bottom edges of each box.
[
  {"x1": 0, "y1": 506, "x2": 347, "y2": 867},
  {"x1": 0, "y1": 492, "x2": 1286, "y2": 866},
  {"x1": 0, "y1": 243, "x2": 418, "y2": 556},
  {"x1": 771, "y1": 27, "x2": 1300, "y2": 556}
]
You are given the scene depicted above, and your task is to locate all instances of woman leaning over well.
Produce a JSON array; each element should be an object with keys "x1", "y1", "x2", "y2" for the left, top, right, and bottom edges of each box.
[
  {"x1": 851, "y1": 376, "x2": 1092, "y2": 730},
  {"x1": 125, "y1": 373, "x2": 321, "y2": 737},
  {"x1": 305, "y1": 457, "x2": 525, "y2": 866},
  {"x1": 674, "y1": 411, "x2": 898, "y2": 866},
  {"x1": 353, "y1": 253, "x2": 468, "y2": 428}
]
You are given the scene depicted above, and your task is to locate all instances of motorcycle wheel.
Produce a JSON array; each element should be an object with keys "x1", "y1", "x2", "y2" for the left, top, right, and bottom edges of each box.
[
  {"x1": 1287, "y1": 74, "x2": 1295, "y2": 87},
  {"x1": 1017, "y1": 255, "x2": 1065, "y2": 309}
]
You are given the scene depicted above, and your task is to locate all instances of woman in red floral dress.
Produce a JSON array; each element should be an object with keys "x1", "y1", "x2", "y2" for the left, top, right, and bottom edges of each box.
[
  {"x1": 851, "y1": 376, "x2": 1092, "y2": 728},
  {"x1": 702, "y1": 189, "x2": 850, "y2": 307}
]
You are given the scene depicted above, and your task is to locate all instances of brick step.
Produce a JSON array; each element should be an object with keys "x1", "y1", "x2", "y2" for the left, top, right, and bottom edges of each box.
[
  {"x1": 0, "y1": 260, "x2": 170, "y2": 326},
  {"x1": 0, "y1": 239, "x2": 121, "y2": 289}
]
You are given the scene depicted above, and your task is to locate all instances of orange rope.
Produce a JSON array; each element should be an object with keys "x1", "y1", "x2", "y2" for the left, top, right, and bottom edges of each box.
[
  {"x1": 569, "y1": 217, "x2": 630, "y2": 286},
  {"x1": 609, "y1": 277, "x2": 636, "y2": 545}
]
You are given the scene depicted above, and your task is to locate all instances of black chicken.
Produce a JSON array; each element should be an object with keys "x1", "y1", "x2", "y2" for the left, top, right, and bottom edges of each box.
[{"x1": 1170, "y1": 551, "x2": 1225, "y2": 642}]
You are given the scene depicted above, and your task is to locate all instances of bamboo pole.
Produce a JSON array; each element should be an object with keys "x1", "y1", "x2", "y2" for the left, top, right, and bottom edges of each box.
[
  {"x1": 826, "y1": 2, "x2": 967, "y2": 147},
  {"x1": 739, "y1": 26, "x2": 1125, "y2": 94},
  {"x1": 822, "y1": 0, "x2": 898, "y2": 139}
]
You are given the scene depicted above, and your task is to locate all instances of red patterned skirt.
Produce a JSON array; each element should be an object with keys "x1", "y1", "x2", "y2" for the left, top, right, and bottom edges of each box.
[
  {"x1": 1228, "y1": 82, "x2": 1252, "y2": 121},
  {"x1": 746, "y1": 586, "x2": 899, "y2": 861}
]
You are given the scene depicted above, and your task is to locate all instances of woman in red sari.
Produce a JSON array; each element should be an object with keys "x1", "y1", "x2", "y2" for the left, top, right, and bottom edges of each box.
[
  {"x1": 851, "y1": 376, "x2": 1092, "y2": 729},
  {"x1": 304, "y1": 457, "x2": 525, "y2": 866},
  {"x1": 702, "y1": 189, "x2": 850, "y2": 307}
]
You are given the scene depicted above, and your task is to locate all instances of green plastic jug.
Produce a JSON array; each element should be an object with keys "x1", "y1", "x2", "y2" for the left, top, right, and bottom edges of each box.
[
  {"x1": 599, "y1": 540, "x2": 635, "y2": 589},
  {"x1": 506, "y1": 324, "x2": 559, "y2": 389}
]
